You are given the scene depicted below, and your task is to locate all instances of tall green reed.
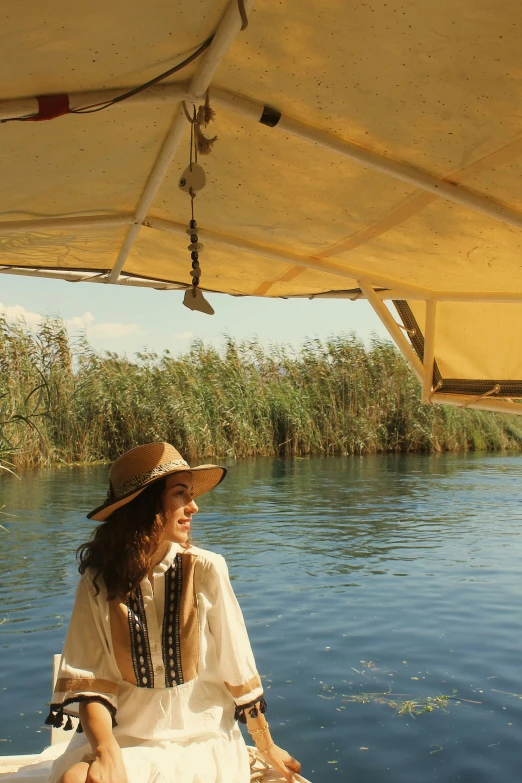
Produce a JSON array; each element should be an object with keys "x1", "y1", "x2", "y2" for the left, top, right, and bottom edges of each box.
[{"x1": 1, "y1": 316, "x2": 522, "y2": 468}]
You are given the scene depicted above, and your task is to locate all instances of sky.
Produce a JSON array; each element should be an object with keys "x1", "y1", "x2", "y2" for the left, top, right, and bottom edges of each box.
[{"x1": 0, "y1": 274, "x2": 390, "y2": 357}]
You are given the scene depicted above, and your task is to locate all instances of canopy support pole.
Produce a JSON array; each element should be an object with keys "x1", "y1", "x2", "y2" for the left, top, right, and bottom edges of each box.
[
  {"x1": 422, "y1": 301, "x2": 437, "y2": 404},
  {"x1": 4, "y1": 212, "x2": 522, "y2": 301},
  {"x1": 357, "y1": 280, "x2": 423, "y2": 380},
  {"x1": 106, "y1": 111, "x2": 186, "y2": 282},
  {"x1": 209, "y1": 88, "x2": 522, "y2": 234},
  {"x1": 0, "y1": 266, "x2": 185, "y2": 288},
  {"x1": 145, "y1": 216, "x2": 432, "y2": 298},
  {"x1": 5, "y1": 81, "x2": 522, "y2": 236},
  {"x1": 0, "y1": 84, "x2": 189, "y2": 122},
  {"x1": 107, "y1": 0, "x2": 255, "y2": 283},
  {"x1": 0, "y1": 215, "x2": 133, "y2": 233},
  {"x1": 288, "y1": 289, "x2": 429, "y2": 301},
  {"x1": 431, "y1": 394, "x2": 522, "y2": 416}
]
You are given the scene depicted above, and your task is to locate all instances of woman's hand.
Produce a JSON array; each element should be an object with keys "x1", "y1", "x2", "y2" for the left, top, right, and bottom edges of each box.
[
  {"x1": 86, "y1": 742, "x2": 128, "y2": 783},
  {"x1": 78, "y1": 701, "x2": 125, "y2": 783},
  {"x1": 258, "y1": 743, "x2": 301, "y2": 783}
]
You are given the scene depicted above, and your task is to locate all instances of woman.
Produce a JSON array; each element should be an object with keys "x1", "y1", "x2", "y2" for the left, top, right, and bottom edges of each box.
[{"x1": 46, "y1": 442, "x2": 301, "y2": 783}]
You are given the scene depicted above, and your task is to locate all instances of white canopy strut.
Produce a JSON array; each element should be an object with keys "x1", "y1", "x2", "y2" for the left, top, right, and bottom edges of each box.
[
  {"x1": 4, "y1": 82, "x2": 522, "y2": 236},
  {"x1": 107, "y1": 0, "x2": 255, "y2": 283}
]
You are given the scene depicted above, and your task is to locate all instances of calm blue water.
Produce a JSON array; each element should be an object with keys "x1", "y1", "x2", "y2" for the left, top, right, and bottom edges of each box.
[{"x1": 1, "y1": 454, "x2": 521, "y2": 782}]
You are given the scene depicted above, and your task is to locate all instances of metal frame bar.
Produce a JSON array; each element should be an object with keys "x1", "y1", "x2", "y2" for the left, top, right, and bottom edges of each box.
[
  {"x1": 0, "y1": 214, "x2": 133, "y2": 233},
  {"x1": 357, "y1": 280, "x2": 423, "y2": 380},
  {"x1": 422, "y1": 301, "x2": 437, "y2": 404},
  {"x1": 300, "y1": 290, "x2": 522, "y2": 303},
  {"x1": 431, "y1": 394, "x2": 522, "y2": 416},
  {"x1": 209, "y1": 87, "x2": 522, "y2": 234},
  {"x1": 107, "y1": 0, "x2": 255, "y2": 283},
  {"x1": 5, "y1": 80, "x2": 522, "y2": 238},
  {"x1": 0, "y1": 84, "x2": 189, "y2": 121},
  {"x1": 0, "y1": 265, "x2": 185, "y2": 288},
  {"x1": 280, "y1": 289, "x2": 419, "y2": 301},
  {"x1": 107, "y1": 110, "x2": 187, "y2": 282},
  {"x1": 3, "y1": 212, "x2": 522, "y2": 303},
  {"x1": 2, "y1": 75, "x2": 522, "y2": 302},
  {"x1": 144, "y1": 216, "x2": 431, "y2": 297}
]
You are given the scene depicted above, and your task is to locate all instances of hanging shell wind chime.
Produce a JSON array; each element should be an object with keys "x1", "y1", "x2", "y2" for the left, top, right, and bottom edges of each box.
[{"x1": 179, "y1": 95, "x2": 217, "y2": 315}]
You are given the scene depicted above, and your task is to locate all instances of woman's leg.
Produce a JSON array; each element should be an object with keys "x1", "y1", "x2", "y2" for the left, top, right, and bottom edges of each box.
[{"x1": 57, "y1": 761, "x2": 90, "y2": 783}]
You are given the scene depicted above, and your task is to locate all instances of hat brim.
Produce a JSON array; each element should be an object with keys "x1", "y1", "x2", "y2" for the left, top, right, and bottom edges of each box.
[{"x1": 87, "y1": 464, "x2": 227, "y2": 522}]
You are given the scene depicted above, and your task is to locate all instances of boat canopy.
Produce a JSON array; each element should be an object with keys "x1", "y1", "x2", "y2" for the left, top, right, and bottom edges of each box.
[{"x1": 1, "y1": 0, "x2": 522, "y2": 415}]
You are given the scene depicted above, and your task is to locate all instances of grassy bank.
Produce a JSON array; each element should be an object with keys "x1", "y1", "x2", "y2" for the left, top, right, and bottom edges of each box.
[{"x1": 2, "y1": 315, "x2": 522, "y2": 468}]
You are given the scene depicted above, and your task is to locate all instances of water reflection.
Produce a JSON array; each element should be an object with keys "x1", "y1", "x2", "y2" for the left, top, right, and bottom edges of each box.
[{"x1": 1, "y1": 454, "x2": 522, "y2": 782}]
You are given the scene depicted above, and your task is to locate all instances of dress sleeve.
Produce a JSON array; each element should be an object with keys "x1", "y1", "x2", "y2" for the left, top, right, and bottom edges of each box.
[
  {"x1": 45, "y1": 575, "x2": 121, "y2": 731},
  {"x1": 206, "y1": 554, "x2": 267, "y2": 723}
]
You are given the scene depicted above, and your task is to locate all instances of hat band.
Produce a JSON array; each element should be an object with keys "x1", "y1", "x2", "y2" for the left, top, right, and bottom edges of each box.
[{"x1": 113, "y1": 458, "x2": 190, "y2": 499}]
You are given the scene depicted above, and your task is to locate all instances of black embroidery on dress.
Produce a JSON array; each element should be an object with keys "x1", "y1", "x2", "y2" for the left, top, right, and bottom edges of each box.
[
  {"x1": 234, "y1": 695, "x2": 267, "y2": 724},
  {"x1": 162, "y1": 553, "x2": 184, "y2": 686},
  {"x1": 126, "y1": 586, "x2": 154, "y2": 688},
  {"x1": 45, "y1": 695, "x2": 117, "y2": 731}
]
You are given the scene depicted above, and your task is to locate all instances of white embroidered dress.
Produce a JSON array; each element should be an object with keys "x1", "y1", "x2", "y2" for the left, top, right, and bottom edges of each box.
[{"x1": 46, "y1": 544, "x2": 265, "y2": 783}]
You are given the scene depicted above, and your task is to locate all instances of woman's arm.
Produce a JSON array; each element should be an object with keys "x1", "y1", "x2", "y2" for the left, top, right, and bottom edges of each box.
[
  {"x1": 245, "y1": 710, "x2": 301, "y2": 783},
  {"x1": 79, "y1": 701, "x2": 127, "y2": 783},
  {"x1": 205, "y1": 555, "x2": 301, "y2": 781},
  {"x1": 48, "y1": 577, "x2": 120, "y2": 731}
]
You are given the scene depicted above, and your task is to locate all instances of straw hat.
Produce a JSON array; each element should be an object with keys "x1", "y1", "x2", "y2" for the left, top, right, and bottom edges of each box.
[{"x1": 88, "y1": 442, "x2": 226, "y2": 522}]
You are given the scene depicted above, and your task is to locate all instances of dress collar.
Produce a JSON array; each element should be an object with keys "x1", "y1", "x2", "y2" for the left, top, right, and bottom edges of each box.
[{"x1": 152, "y1": 542, "x2": 181, "y2": 576}]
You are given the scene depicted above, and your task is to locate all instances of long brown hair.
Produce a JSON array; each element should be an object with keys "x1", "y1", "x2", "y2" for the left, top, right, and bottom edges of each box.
[{"x1": 77, "y1": 478, "x2": 167, "y2": 600}]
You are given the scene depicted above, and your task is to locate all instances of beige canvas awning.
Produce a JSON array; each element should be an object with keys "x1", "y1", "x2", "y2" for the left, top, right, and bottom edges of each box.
[{"x1": 1, "y1": 0, "x2": 522, "y2": 414}]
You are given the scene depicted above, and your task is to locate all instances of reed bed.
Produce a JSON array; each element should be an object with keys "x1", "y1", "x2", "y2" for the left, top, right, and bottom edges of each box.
[{"x1": 1, "y1": 315, "x2": 522, "y2": 468}]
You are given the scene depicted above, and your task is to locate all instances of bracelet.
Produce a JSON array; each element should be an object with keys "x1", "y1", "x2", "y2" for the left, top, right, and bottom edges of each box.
[
  {"x1": 257, "y1": 742, "x2": 275, "y2": 755},
  {"x1": 248, "y1": 722, "x2": 270, "y2": 738}
]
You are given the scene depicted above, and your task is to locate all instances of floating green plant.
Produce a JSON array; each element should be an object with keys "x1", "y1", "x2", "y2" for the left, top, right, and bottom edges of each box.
[{"x1": 341, "y1": 689, "x2": 480, "y2": 717}]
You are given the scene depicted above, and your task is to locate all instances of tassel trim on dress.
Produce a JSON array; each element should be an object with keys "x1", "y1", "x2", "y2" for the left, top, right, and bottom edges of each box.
[
  {"x1": 234, "y1": 695, "x2": 267, "y2": 724},
  {"x1": 45, "y1": 695, "x2": 117, "y2": 732}
]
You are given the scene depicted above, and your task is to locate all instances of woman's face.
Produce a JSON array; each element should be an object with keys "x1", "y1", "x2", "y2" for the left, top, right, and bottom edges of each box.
[{"x1": 159, "y1": 471, "x2": 198, "y2": 545}]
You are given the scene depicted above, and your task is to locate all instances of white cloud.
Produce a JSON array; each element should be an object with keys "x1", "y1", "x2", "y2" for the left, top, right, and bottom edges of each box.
[
  {"x1": 0, "y1": 302, "x2": 43, "y2": 328},
  {"x1": 88, "y1": 322, "x2": 145, "y2": 339},
  {"x1": 0, "y1": 302, "x2": 144, "y2": 342},
  {"x1": 66, "y1": 312, "x2": 95, "y2": 328},
  {"x1": 172, "y1": 331, "x2": 194, "y2": 340}
]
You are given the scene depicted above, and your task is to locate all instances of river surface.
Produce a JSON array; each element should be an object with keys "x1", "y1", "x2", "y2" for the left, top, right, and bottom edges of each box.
[{"x1": 0, "y1": 454, "x2": 521, "y2": 782}]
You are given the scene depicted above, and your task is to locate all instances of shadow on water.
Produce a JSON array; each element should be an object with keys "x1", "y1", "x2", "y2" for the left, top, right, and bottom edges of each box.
[{"x1": 1, "y1": 453, "x2": 522, "y2": 782}]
